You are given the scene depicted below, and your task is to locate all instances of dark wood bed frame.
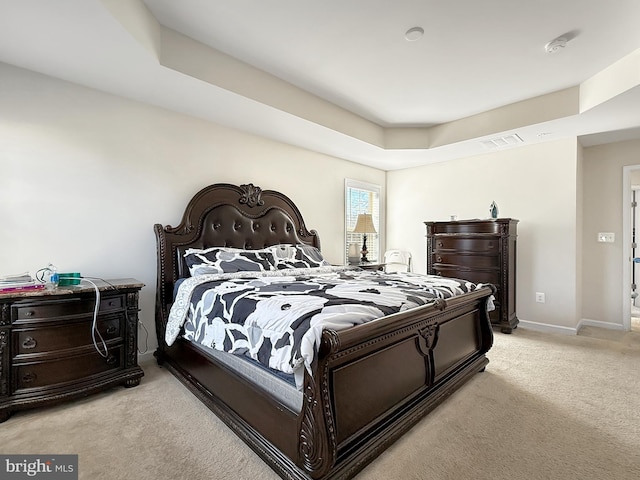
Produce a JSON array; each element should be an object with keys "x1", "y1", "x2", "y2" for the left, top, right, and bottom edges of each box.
[{"x1": 154, "y1": 183, "x2": 494, "y2": 480}]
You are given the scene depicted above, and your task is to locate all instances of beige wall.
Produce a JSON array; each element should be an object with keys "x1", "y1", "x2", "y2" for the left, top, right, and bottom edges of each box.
[
  {"x1": 582, "y1": 139, "x2": 640, "y2": 326},
  {"x1": 0, "y1": 63, "x2": 385, "y2": 353},
  {"x1": 4, "y1": 61, "x2": 639, "y2": 345},
  {"x1": 387, "y1": 139, "x2": 581, "y2": 331}
]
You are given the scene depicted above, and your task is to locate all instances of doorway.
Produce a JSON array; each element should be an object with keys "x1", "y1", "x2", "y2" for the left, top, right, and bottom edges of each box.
[{"x1": 622, "y1": 165, "x2": 640, "y2": 331}]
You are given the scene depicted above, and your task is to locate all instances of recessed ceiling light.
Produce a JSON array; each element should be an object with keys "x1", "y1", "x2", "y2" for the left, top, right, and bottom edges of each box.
[{"x1": 405, "y1": 27, "x2": 424, "y2": 41}]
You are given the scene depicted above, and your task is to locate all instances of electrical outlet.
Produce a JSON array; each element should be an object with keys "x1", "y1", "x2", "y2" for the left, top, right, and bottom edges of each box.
[{"x1": 535, "y1": 292, "x2": 545, "y2": 303}]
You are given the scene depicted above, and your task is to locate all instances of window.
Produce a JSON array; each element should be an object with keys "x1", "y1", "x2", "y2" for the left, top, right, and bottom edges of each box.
[{"x1": 345, "y1": 179, "x2": 381, "y2": 264}]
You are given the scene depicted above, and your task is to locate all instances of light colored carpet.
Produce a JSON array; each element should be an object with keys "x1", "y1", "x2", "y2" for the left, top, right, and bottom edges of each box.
[{"x1": 2, "y1": 327, "x2": 639, "y2": 480}]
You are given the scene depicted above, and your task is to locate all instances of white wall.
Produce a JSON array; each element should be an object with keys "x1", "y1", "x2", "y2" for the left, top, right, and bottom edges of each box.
[
  {"x1": 0, "y1": 63, "x2": 385, "y2": 354},
  {"x1": 582, "y1": 139, "x2": 640, "y2": 326},
  {"x1": 386, "y1": 139, "x2": 581, "y2": 331}
]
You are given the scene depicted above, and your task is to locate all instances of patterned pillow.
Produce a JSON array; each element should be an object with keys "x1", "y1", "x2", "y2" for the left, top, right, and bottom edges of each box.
[
  {"x1": 184, "y1": 247, "x2": 276, "y2": 276},
  {"x1": 270, "y1": 244, "x2": 331, "y2": 269}
]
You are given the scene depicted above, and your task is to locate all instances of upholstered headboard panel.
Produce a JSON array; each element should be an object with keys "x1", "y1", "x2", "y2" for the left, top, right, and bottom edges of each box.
[
  {"x1": 174, "y1": 204, "x2": 312, "y2": 278},
  {"x1": 154, "y1": 183, "x2": 321, "y2": 339}
]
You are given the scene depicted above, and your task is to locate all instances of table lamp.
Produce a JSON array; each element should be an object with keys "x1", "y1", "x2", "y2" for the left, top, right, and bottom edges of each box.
[{"x1": 352, "y1": 213, "x2": 377, "y2": 262}]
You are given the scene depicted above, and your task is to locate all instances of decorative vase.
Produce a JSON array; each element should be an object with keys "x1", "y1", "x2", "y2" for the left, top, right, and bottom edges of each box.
[
  {"x1": 490, "y1": 201, "x2": 499, "y2": 219},
  {"x1": 348, "y1": 243, "x2": 360, "y2": 265}
]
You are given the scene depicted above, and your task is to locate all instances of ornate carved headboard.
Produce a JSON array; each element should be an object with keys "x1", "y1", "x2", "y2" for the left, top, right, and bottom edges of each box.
[{"x1": 154, "y1": 183, "x2": 321, "y2": 341}]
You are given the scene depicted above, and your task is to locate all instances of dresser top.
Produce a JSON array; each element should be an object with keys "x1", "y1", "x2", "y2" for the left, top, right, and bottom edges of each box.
[
  {"x1": 0, "y1": 278, "x2": 144, "y2": 300},
  {"x1": 424, "y1": 218, "x2": 519, "y2": 225},
  {"x1": 425, "y1": 218, "x2": 518, "y2": 236}
]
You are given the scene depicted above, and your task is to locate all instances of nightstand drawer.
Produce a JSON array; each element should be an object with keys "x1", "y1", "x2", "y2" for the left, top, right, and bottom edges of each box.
[
  {"x1": 433, "y1": 237, "x2": 498, "y2": 254},
  {"x1": 14, "y1": 295, "x2": 124, "y2": 322},
  {"x1": 13, "y1": 316, "x2": 122, "y2": 357},
  {"x1": 13, "y1": 346, "x2": 123, "y2": 392}
]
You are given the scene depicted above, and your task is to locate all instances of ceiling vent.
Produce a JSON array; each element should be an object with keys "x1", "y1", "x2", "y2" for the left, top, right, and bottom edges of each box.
[{"x1": 480, "y1": 134, "x2": 524, "y2": 150}]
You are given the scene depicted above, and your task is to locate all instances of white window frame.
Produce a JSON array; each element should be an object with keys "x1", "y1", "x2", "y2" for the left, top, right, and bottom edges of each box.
[{"x1": 344, "y1": 179, "x2": 384, "y2": 264}]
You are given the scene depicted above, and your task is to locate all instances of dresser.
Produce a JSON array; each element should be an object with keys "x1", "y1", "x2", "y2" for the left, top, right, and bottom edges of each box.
[
  {"x1": 0, "y1": 278, "x2": 144, "y2": 422},
  {"x1": 425, "y1": 219, "x2": 518, "y2": 333}
]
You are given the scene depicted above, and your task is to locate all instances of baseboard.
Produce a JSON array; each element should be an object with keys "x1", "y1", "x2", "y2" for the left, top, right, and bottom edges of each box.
[
  {"x1": 518, "y1": 318, "x2": 627, "y2": 335},
  {"x1": 577, "y1": 318, "x2": 625, "y2": 331},
  {"x1": 517, "y1": 319, "x2": 578, "y2": 335}
]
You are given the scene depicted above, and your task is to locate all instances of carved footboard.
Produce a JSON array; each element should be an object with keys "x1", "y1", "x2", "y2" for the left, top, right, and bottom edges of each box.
[
  {"x1": 156, "y1": 286, "x2": 493, "y2": 480},
  {"x1": 297, "y1": 286, "x2": 494, "y2": 480}
]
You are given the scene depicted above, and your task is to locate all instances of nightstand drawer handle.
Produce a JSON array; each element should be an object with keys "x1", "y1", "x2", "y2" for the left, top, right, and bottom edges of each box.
[
  {"x1": 22, "y1": 372, "x2": 37, "y2": 384},
  {"x1": 437, "y1": 241, "x2": 443, "y2": 247},
  {"x1": 22, "y1": 337, "x2": 37, "y2": 349},
  {"x1": 436, "y1": 255, "x2": 442, "y2": 262},
  {"x1": 106, "y1": 355, "x2": 117, "y2": 366},
  {"x1": 24, "y1": 310, "x2": 34, "y2": 317},
  {"x1": 106, "y1": 326, "x2": 117, "y2": 335}
]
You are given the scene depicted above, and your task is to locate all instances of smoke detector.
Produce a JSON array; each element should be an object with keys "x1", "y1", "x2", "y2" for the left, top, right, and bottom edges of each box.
[
  {"x1": 545, "y1": 36, "x2": 568, "y2": 54},
  {"x1": 405, "y1": 27, "x2": 424, "y2": 41}
]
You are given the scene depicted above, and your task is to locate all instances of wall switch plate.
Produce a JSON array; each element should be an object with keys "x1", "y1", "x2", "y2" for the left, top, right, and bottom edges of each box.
[
  {"x1": 535, "y1": 292, "x2": 545, "y2": 303},
  {"x1": 597, "y1": 232, "x2": 615, "y2": 243}
]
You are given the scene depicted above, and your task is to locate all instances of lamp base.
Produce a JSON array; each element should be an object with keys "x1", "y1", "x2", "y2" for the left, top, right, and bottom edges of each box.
[{"x1": 361, "y1": 234, "x2": 369, "y2": 262}]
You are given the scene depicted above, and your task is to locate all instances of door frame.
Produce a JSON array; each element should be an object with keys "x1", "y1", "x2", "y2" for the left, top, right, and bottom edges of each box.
[{"x1": 621, "y1": 165, "x2": 640, "y2": 331}]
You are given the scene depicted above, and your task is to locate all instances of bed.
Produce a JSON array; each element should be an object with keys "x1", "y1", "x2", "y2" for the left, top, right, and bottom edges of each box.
[{"x1": 154, "y1": 183, "x2": 495, "y2": 480}]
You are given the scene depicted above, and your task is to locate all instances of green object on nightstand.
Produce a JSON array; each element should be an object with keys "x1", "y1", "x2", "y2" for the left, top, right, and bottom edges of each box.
[{"x1": 58, "y1": 272, "x2": 81, "y2": 286}]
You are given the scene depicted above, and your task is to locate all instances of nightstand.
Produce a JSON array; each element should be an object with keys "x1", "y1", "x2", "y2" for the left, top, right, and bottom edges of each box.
[
  {"x1": 0, "y1": 278, "x2": 145, "y2": 422},
  {"x1": 353, "y1": 262, "x2": 386, "y2": 271}
]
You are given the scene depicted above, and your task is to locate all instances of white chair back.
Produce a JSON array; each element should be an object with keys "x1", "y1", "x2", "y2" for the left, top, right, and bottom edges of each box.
[{"x1": 384, "y1": 250, "x2": 412, "y2": 273}]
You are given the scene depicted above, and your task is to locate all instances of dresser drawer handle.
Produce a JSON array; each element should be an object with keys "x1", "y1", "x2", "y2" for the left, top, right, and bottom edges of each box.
[
  {"x1": 24, "y1": 310, "x2": 35, "y2": 317},
  {"x1": 437, "y1": 241, "x2": 443, "y2": 247},
  {"x1": 436, "y1": 256, "x2": 442, "y2": 262},
  {"x1": 22, "y1": 337, "x2": 37, "y2": 349},
  {"x1": 22, "y1": 371, "x2": 37, "y2": 384},
  {"x1": 106, "y1": 326, "x2": 117, "y2": 335},
  {"x1": 107, "y1": 301, "x2": 115, "y2": 307},
  {"x1": 106, "y1": 355, "x2": 117, "y2": 366}
]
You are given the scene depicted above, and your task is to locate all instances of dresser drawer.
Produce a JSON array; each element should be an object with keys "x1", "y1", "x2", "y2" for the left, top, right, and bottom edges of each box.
[
  {"x1": 430, "y1": 222, "x2": 503, "y2": 235},
  {"x1": 433, "y1": 266, "x2": 500, "y2": 287},
  {"x1": 432, "y1": 252, "x2": 500, "y2": 269},
  {"x1": 14, "y1": 295, "x2": 124, "y2": 322},
  {"x1": 432, "y1": 236, "x2": 499, "y2": 254},
  {"x1": 13, "y1": 316, "x2": 122, "y2": 357},
  {"x1": 13, "y1": 346, "x2": 123, "y2": 392}
]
